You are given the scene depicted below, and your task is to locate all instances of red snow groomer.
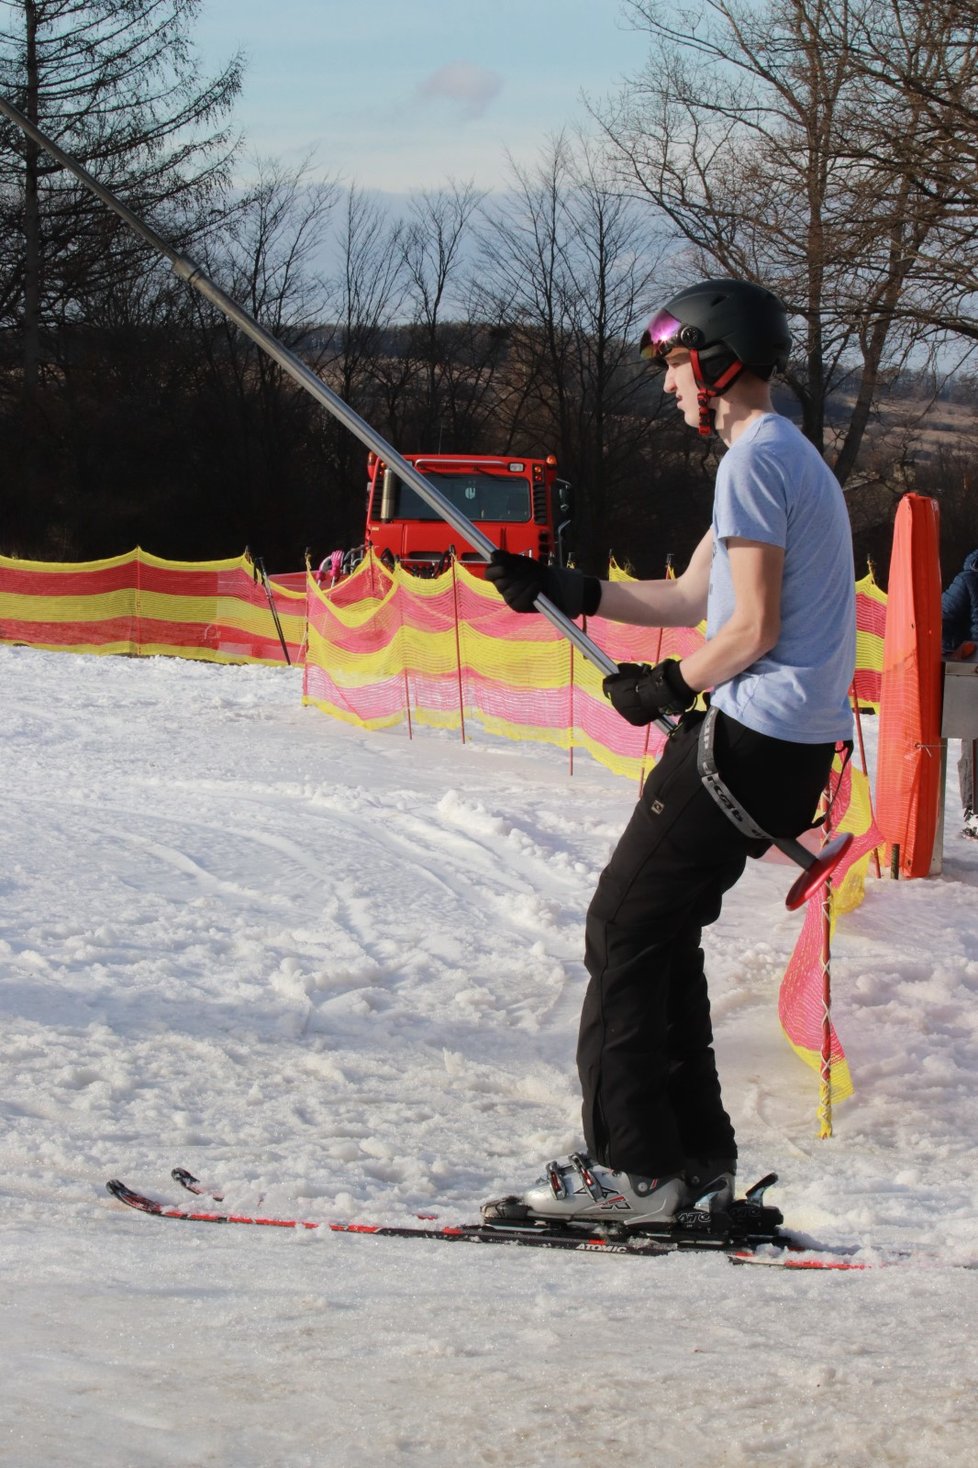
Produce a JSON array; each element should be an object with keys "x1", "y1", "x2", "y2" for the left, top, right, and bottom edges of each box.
[{"x1": 362, "y1": 451, "x2": 573, "y2": 576}]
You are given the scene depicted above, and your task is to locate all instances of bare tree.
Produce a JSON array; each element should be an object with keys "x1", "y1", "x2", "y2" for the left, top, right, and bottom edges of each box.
[
  {"x1": 390, "y1": 182, "x2": 488, "y2": 448},
  {"x1": 476, "y1": 132, "x2": 672, "y2": 566},
  {"x1": 368, "y1": 181, "x2": 517, "y2": 455},
  {"x1": 597, "y1": 0, "x2": 978, "y2": 488},
  {"x1": 846, "y1": 0, "x2": 978, "y2": 351},
  {"x1": 182, "y1": 156, "x2": 340, "y2": 561},
  {"x1": 310, "y1": 185, "x2": 407, "y2": 547}
]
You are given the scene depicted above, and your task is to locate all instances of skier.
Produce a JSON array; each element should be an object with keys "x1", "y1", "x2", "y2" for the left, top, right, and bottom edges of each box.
[
  {"x1": 941, "y1": 549, "x2": 978, "y2": 839},
  {"x1": 484, "y1": 278, "x2": 856, "y2": 1228}
]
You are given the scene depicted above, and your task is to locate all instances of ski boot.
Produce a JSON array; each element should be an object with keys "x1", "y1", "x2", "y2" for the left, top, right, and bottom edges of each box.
[{"x1": 482, "y1": 1152, "x2": 691, "y2": 1230}]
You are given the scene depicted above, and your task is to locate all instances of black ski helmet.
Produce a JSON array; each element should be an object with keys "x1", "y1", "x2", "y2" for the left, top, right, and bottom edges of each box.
[
  {"x1": 641, "y1": 277, "x2": 791, "y2": 377},
  {"x1": 640, "y1": 277, "x2": 792, "y2": 435}
]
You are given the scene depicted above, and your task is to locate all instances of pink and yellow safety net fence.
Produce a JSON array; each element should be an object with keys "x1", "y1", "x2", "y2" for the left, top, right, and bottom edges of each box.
[
  {"x1": 304, "y1": 554, "x2": 887, "y2": 775},
  {"x1": 302, "y1": 554, "x2": 705, "y2": 783},
  {"x1": 0, "y1": 548, "x2": 305, "y2": 663}
]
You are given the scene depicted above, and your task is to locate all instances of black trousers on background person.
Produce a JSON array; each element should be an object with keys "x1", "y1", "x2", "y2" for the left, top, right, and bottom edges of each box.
[{"x1": 577, "y1": 707, "x2": 836, "y2": 1180}]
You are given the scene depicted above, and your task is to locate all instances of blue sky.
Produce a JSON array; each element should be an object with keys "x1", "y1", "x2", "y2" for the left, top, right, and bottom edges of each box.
[{"x1": 193, "y1": 0, "x2": 643, "y2": 192}]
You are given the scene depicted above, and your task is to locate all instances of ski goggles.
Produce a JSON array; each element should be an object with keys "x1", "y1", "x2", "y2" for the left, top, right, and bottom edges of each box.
[{"x1": 639, "y1": 309, "x2": 704, "y2": 364}]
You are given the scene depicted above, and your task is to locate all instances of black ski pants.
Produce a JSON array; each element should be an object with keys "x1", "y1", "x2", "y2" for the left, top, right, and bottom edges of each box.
[{"x1": 577, "y1": 707, "x2": 835, "y2": 1179}]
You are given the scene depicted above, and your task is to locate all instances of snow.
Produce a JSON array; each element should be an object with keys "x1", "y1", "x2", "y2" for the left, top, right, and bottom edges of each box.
[{"x1": 2, "y1": 643, "x2": 977, "y2": 1467}]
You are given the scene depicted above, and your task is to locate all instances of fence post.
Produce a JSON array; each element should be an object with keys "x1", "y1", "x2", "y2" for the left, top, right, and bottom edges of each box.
[
  {"x1": 569, "y1": 632, "x2": 575, "y2": 777},
  {"x1": 849, "y1": 684, "x2": 882, "y2": 878},
  {"x1": 134, "y1": 546, "x2": 143, "y2": 655},
  {"x1": 817, "y1": 871, "x2": 834, "y2": 1140},
  {"x1": 450, "y1": 556, "x2": 467, "y2": 745}
]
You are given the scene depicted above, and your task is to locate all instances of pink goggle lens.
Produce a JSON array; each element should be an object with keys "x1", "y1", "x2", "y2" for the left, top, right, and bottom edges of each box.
[{"x1": 639, "y1": 310, "x2": 684, "y2": 360}]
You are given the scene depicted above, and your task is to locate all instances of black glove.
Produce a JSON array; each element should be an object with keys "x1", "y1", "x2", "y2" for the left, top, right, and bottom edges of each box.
[
  {"x1": 602, "y1": 659, "x2": 697, "y2": 726},
  {"x1": 485, "y1": 550, "x2": 601, "y2": 618}
]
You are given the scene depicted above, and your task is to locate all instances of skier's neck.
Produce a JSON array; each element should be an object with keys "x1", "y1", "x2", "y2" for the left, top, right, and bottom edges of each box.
[{"x1": 714, "y1": 384, "x2": 776, "y2": 447}]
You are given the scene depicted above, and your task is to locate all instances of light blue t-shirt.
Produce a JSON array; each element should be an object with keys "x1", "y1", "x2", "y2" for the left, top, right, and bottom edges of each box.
[{"x1": 707, "y1": 413, "x2": 855, "y2": 743}]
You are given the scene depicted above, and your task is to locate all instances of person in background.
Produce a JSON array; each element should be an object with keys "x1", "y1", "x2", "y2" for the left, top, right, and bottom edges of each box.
[
  {"x1": 483, "y1": 277, "x2": 855, "y2": 1229},
  {"x1": 941, "y1": 549, "x2": 978, "y2": 840}
]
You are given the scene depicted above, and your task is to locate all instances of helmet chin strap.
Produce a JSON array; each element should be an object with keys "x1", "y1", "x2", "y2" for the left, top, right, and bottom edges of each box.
[{"x1": 690, "y1": 350, "x2": 744, "y2": 437}]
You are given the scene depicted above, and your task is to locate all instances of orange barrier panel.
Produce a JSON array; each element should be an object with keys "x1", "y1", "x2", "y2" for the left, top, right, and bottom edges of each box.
[
  {"x1": 875, "y1": 496, "x2": 943, "y2": 877},
  {"x1": 0, "y1": 548, "x2": 305, "y2": 663}
]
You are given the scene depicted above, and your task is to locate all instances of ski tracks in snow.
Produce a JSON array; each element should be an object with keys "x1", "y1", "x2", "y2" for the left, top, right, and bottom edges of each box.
[{"x1": 0, "y1": 649, "x2": 628, "y2": 1217}]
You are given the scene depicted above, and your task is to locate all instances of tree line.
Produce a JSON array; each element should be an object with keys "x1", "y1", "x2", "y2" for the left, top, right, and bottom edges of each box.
[{"x1": 1, "y1": 0, "x2": 977, "y2": 581}]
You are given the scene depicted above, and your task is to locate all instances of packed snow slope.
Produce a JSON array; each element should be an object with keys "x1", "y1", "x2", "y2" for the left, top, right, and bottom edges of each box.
[{"x1": 2, "y1": 644, "x2": 977, "y2": 1468}]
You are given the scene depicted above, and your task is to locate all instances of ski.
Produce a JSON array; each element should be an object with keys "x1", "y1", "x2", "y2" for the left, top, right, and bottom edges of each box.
[
  {"x1": 106, "y1": 1173, "x2": 975, "y2": 1270},
  {"x1": 172, "y1": 1167, "x2": 222, "y2": 1200},
  {"x1": 107, "y1": 1176, "x2": 779, "y2": 1259},
  {"x1": 104, "y1": 1171, "x2": 840, "y2": 1267},
  {"x1": 171, "y1": 1167, "x2": 423, "y2": 1217}
]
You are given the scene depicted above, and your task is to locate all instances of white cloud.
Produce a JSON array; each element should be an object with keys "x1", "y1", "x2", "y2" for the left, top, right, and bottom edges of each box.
[{"x1": 417, "y1": 61, "x2": 503, "y2": 120}]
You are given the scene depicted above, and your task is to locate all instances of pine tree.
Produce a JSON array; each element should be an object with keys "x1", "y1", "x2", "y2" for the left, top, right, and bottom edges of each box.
[{"x1": 0, "y1": 0, "x2": 242, "y2": 394}]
